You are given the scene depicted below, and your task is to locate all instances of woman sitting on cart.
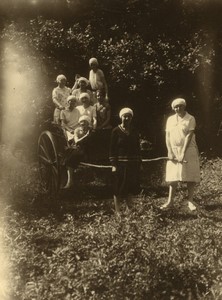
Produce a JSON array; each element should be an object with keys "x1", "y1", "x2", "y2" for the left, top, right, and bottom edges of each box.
[
  {"x1": 71, "y1": 77, "x2": 94, "y2": 105},
  {"x1": 63, "y1": 115, "x2": 92, "y2": 188},
  {"x1": 60, "y1": 95, "x2": 80, "y2": 143},
  {"x1": 77, "y1": 92, "x2": 97, "y2": 130}
]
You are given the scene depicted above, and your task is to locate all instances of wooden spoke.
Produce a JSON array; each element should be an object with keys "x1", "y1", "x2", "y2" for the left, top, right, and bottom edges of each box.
[
  {"x1": 52, "y1": 165, "x2": 59, "y2": 176},
  {"x1": 39, "y1": 144, "x2": 51, "y2": 161},
  {"x1": 41, "y1": 137, "x2": 52, "y2": 160},
  {"x1": 39, "y1": 154, "x2": 52, "y2": 166}
]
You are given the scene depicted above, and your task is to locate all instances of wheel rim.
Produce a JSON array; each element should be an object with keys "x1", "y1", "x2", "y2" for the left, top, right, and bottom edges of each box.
[{"x1": 38, "y1": 131, "x2": 60, "y2": 196}]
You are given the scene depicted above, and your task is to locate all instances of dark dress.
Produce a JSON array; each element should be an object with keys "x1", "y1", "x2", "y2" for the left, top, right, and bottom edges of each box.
[
  {"x1": 64, "y1": 128, "x2": 92, "y2": 168},
  {"x1": 109, "y1": 125, "x2": 141, "y2": 197}
]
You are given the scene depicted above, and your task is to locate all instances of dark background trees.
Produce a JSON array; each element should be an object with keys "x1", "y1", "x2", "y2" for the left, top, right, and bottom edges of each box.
[{"x1": 1, "y1": 0, "x2": 222, "y2": 153}]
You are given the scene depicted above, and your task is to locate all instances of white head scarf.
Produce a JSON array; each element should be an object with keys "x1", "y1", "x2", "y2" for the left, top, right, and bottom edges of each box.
[
  {"x1": 89, "y1": 57, "x2": 99, "y2": 66},
  {"x1": 56, "y1": 74, "x2": 67, "y2": 83},
  {"x1": 171, "y1": 98, "x2": 186, "y2": 109},
  {"x1": 78, "y1": 77, "x2": 89, "y2": 85},
  {"x1": 67, "y1": 95, "x2": 77, "y2": 103},
  {"x1": 79, "y1": 115, "x2": 91, "y2": 124},
  {"x1": 79, "y1": 92, "x2": 90, "y2": 102},
  {"x1": 119, "y1": 108, "x2": 134, "y2": 119}
]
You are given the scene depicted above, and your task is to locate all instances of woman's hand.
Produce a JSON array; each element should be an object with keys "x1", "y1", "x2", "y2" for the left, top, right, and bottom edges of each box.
[
  {"x1": 112, "y1": 166, "x2": 117, "y2": 172},
  {"x1": 177, "y1": 152, "x2": 185, "y2": 163},
  {"x1": 168, "y1": 151, "x2": 175, "y2": 160}
]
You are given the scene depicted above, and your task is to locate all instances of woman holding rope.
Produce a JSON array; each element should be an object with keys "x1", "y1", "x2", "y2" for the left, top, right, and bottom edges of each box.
[
  {"x1": 161, "y1": 98, "x2": 200, "y2": 211},
  {"x1": 109, "y1": 108, "x2": 141, "y2": 213}
]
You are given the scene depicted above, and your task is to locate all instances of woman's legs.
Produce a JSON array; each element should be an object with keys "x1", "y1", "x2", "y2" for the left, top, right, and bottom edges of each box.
[
  {"x1": 187, "y1": 182, "x2": 197, "y2": 210},
  {"x1": 161, "y1": 182, "x2": 177, "y2": 209},
  {"x1": 63, "y1": 167, "x2": 73, "y2": 189},
  {"x1": 113, "y1": 195, "x2": 121, "y2": 213}
]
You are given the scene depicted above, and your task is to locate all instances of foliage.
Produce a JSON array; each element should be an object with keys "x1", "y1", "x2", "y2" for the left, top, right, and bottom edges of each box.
[
  {"x1": 1, "y1": 146, "x2": 222, "y2": 299},
  {"x1": 2, "y1": 10, "x2": 221, "y2": 149}
]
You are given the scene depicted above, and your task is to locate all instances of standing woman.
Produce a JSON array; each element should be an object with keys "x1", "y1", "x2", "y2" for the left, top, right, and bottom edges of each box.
[
  {"x1": 109, "y1": 108, "x2": 141, "y2": 213},
  {"x1": 52, "y1": 75, "x2": 71, "y2": 124},
  {"x1": 89, "y1": 58, "x2": 109, "y2": 101},
  {"x1": 161, "y1": 98, "x2": 200, "y2": 211}
]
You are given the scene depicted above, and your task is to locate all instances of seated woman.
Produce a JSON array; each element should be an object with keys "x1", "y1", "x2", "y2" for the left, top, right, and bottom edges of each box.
[
  {"x1": 63, "y1": 115, "x2": 92, "y2": 188},
  {"x1": 71, "y1": 77, "x2": 94, "y2": 105},
  {"x1": 77, "y1": 92, "x2": 97, "y2": 130},
  {"x1": 60, "y1": 95, "x2": 80, "y2": 143},
  {"x1": 73, "y1": 115, "x2": 92, "y2": 146},
  {"x1": 94, "y1": 89, "x2": 112, "y2": 130}
]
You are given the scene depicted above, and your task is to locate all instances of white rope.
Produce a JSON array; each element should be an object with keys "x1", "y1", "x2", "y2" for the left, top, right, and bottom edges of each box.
[
  {"x1": 79, "y1": 157, "x2": 177, "y2": 169},
  {"x1": 79, "y1": 162, "x2": 112, "y2": 169},
  {"x1": 142, "y1": 157, "x2": 169, "y2": 162}
]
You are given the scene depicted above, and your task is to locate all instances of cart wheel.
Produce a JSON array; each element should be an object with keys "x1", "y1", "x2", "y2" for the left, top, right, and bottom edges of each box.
[{"x1": 38, "y1": 131, "x2": 60, "y2": 196}]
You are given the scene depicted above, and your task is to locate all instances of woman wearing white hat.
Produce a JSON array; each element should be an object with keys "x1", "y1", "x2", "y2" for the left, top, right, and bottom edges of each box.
[
  {"x1": 89, "y1": 57, "x2": 109, "y2": 101},
  {"x1": 61, "y1": 95, "x2": 80, "y2": 142},
  {"x1": 109, "y1": 107, "x2": 141, "y2": 213},
  {"x1": 63, "y1": 115, "x2": 92, "y2": 188},
  {"x1": 161, "y1": 98, "x2": 200, "y2": 211},
  {"x1": 52, "y1": 74, "x2": 71, "y2": 124},
  {"x1": 76, "y1": 93, "x2": 97, "y2": 129},
  {"x1": 71, "y1": 77, "x2": 94, "y2": 105}
]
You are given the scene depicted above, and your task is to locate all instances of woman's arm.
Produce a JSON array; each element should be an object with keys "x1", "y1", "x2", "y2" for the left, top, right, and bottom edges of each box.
[
  {"x1": 74, "y1": 129, "x2": 90, "y2": 144},
  {"x1": 97, "y1": 107, "x2": 111, "y2": 129},
  {"x1": 92, "y1": 117, "x2": 97, "y2": 130},
  {"x1": 166, "y1": 131, "x2": 175, "y2": 159},
  {"x1": 71, "y1": 74, "x2": 80, "y2": 92},
  {"x1": 100, "y1": 70, "x2": 109, "y2": 99},
  {"x1": 178, "y1": 130, "x2": 194, "y2": 162},
  {"x1": 52, "y1": 89, "x2": 64, "y2": 109},
  {"x1": 109, "y1": 129, "x2": 118, "y2": 171}
]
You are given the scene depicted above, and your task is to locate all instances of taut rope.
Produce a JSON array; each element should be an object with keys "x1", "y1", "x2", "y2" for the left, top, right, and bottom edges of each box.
[{"x1": 79, "y1": 157, "x2": 184, "y2": 169}]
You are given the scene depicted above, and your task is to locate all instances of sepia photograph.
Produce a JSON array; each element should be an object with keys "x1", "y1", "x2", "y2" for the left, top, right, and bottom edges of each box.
[{"x1": 1, "y1": 0, "x2": 222, "y2": 299}]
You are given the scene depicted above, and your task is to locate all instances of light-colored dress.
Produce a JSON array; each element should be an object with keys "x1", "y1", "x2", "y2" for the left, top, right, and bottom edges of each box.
[
  {"x1": 165, "y1": 112, "x2": 200, "y2": 182},
  {"x1": 52, "y1": 86, "x2": 71, "y2": 123},
  {"x1": 60, "y1": 108, "x2": 80, "y2": 141},
  {"x1": 71, "y1": 88, "x2": 95, "y2": 105},
  {"x1": 76, "y1": 105, "x2": 96, "y2": 127},
  {"x1": 89, "y1": 69, "x2": 105, "y2": 91}
]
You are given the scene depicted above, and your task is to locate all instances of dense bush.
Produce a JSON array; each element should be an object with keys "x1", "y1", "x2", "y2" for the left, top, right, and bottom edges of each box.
[{"x1": 2, "y1": 13, "x2": 221, "y2": 150}]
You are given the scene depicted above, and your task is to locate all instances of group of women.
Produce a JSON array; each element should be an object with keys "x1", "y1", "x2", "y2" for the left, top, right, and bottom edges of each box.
[{"x1": 51, "y1": 58, "x2": 200, "y2": 214}]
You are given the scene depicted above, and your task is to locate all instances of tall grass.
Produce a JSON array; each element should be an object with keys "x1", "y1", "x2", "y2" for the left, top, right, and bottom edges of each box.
[{"x1": 1, "y1": 146, "x2": 222, "y2": 299}]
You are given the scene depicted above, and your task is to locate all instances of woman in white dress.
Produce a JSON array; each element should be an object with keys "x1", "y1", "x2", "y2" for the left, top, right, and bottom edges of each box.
[{"x1": 161, "y1": 98, "x2": 200, "y2": 211}]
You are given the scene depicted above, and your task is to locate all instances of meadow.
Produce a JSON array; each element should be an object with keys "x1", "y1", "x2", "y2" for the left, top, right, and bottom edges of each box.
[{"x1": 1, "y1": 145, "x2": 222, "y2": 299}]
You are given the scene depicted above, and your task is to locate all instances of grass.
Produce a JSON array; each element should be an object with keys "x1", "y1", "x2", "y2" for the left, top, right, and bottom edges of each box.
[{"x1": 1, "y1": 145, "x2": 222, "y2": 299}]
